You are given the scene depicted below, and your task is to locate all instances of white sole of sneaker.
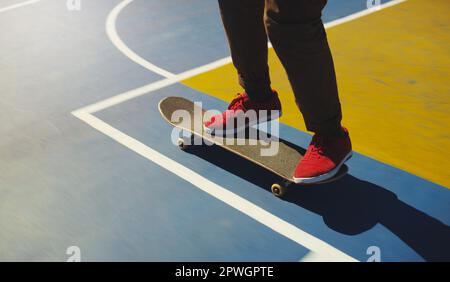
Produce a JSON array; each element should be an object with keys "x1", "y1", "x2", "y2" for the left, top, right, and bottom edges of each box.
[
  {"x1": 292, "y1": 151, "x2": 353, "y2": 184},
  {"x1": 203, "y1": 111, "x2": 281, "y2": 136}
]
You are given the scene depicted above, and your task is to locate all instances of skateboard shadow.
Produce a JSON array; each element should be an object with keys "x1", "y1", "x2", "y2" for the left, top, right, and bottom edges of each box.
[{"x1": 185, "y1": 142, "x2": 450, "y2": 262}]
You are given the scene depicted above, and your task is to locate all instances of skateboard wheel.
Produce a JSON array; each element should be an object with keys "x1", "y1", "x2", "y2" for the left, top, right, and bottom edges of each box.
[
  {"x1": 271, "y1": 183, "x2": 286, "y2": 197},
  {"x1": 177, "y1": 138, "x2": 189, "y2": 151}
]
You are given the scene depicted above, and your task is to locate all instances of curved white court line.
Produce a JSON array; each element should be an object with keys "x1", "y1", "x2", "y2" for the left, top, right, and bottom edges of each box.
[
  {"x1": 106, "y1": 0, "x2": 176, "y2": 78},
  {"x1": 106, "y1": 0, "x2": 406, "y2": 81},
  {"x1": 95, "y1": 0, "x2": 406, "y2": 114},
  {"x1": 0, "y1": 0, "x2": 40, "y2": 14}
]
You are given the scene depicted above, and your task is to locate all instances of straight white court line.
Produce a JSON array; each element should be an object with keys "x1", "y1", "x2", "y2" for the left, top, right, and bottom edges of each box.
[
  {"x1": 72, "y1": 110, "x2": 358, "y2": 262},
  {"x1": 324, "y1": 0, "x2": 407, "y2": 29},
  {"x1": 74, "y1": 57, "x2": 232, "y2": 114},
  {"x1": 86, "y1": 0, "x2": 407, "y2": 115},
  {"x1": 299, "y1": 251, "x2": 334, "y2": 262},
  {"x1": 0, "y1": 0, "x2": 41, "y2": 13}
]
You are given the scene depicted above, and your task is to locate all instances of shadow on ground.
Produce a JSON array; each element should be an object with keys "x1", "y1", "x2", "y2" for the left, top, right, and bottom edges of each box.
[{"x1": 185, "y1": 142, "x2": 450, "y2": 262}]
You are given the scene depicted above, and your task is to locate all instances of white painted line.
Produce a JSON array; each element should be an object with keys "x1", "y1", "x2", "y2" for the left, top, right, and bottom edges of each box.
[
  {"x1": 0, "y1": 0, "x2": 41, "y2": 13},
  {"x1": 324, "y1": 0, "x2": 407, "y2": 29},
  {"x1": 299, "y1": 251, "x2": 334, "y2": 262},
  {"x1": 106, "y1": 0, "x2": 176, "y2": 78},
  {"x1": 72, "y1": 110, "x2": 358, "y2": 262},
  {"x1": 77, "y1": 0, "x2": 407, "y2": 114},
  {"x1": 74, "y1": 56, "x2": 232, "y2": 114}
]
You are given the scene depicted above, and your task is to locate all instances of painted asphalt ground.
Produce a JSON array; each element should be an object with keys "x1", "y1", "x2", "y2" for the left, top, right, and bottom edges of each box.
[{"x1": 0, "y1": 0, "x2": 449, "y2": 261}]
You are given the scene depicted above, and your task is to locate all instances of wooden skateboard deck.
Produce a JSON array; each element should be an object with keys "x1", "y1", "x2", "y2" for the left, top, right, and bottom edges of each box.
[{"x1": 158, "y1": 96, "x2": 348, "y2": 197}]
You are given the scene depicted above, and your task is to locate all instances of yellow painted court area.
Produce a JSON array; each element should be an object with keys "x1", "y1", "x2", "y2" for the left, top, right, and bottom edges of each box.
[{"x1": 182, "y1": 0, "x2": 450, "y2": 188}]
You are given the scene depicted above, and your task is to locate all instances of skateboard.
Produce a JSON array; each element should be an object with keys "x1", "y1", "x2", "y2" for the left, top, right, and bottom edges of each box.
[{"x1": 158, "y1": 96, "x2": 348, "y2": 197}]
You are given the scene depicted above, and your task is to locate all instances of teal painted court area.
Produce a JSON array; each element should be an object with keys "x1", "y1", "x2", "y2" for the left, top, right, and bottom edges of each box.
[{"x1": 0, "y1": 0, "x2": 449, "y2": 261}]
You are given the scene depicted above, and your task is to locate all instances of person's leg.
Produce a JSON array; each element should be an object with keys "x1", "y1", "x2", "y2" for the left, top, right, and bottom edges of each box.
[
  {"x1": 264, "y1": 0, "x2": 351, "y2": 183},
  {"x1": 204, "y1": 0, "x2": 283, "y2": 135},
  {"x1": 218, "y1": 0, "x2": 273, "y2": 101},
  {"x1": 264, "y1": 0, "x2": 342, "y2": 134}
]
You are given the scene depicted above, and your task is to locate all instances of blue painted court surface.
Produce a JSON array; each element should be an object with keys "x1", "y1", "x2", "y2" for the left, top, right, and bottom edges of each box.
[{"x1": 0, "y1": 0, "x2": 449, "y2": 261}]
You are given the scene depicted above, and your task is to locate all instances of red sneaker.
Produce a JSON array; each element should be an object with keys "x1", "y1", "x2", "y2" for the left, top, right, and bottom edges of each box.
[
  {"x1": 203, "y1": 91, "x2": 282, "y2": 135},
  {"x1": 293, "y1": 127, "x2": 352, "y2": 184}
]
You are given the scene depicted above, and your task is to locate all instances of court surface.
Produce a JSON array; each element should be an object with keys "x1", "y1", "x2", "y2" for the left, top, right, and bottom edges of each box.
[{"x1": 0, "y1": 0, "x2": 449, "y2": 261}]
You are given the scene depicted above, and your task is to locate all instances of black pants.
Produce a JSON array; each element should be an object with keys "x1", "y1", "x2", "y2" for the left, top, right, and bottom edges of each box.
[{"x1": 218, "y1": 0, "x2": 342, "y2": 134}]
